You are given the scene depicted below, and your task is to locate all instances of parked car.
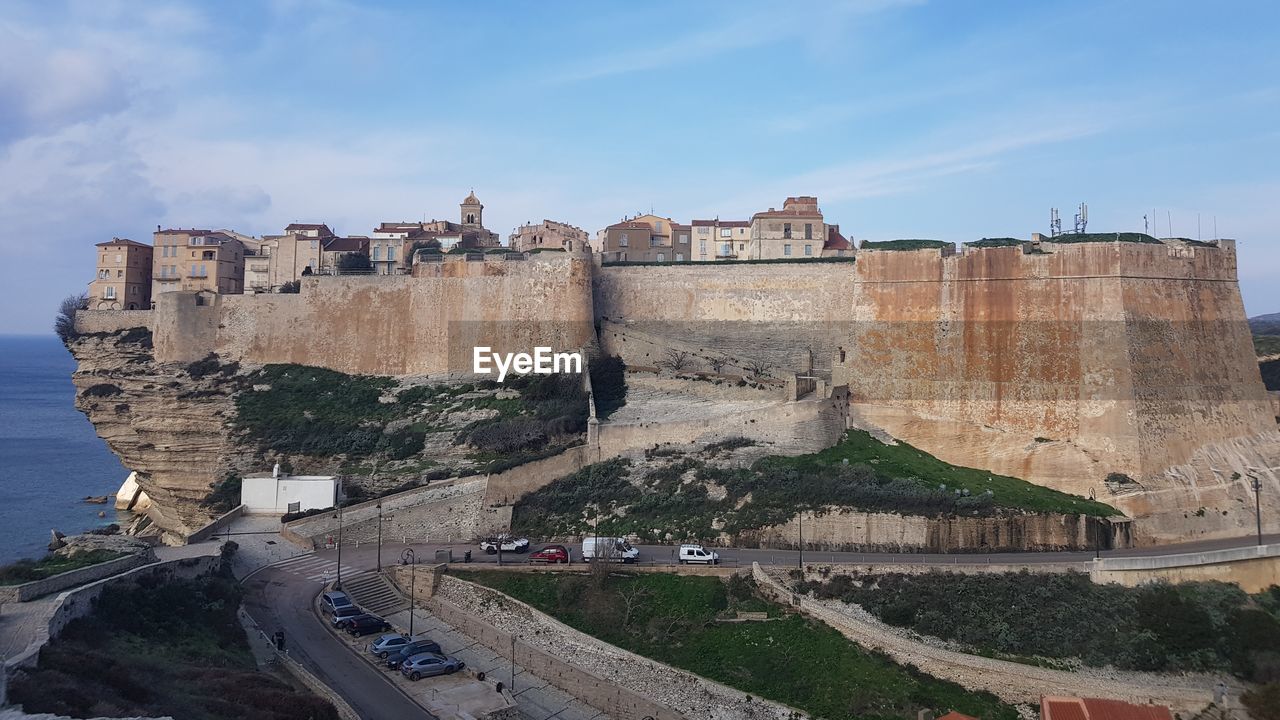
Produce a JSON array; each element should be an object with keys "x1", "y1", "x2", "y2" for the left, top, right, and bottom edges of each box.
[
  {"x1": 678, "y1": 544, "x2": 720, "y2": 565},
  {"x1": 345, "y1": 614, "x2": 392, "y2": 636},
  {"x1": 480, "y1": 536, "x2": 529, "y2": 554},
  {"x1": 400, "y1": 652, "x2": 465, "y2": 681},
  {"x1": 386, "y1": 639, "x2": 444, "y2": 669},
  {"x1": 581, "y1": 536, "x2": 638, "y2": 563},
  {"x1": 330, "y1": 605, "x2": 365, "y2": 627},
  {"x1": 320, "y1": 591, "x2": 354, "y2": 615},
  {"x1": 368, "y1": 633, "x2": 411, "y2": 658},
  {"x1": 528, "y1": 544, "x2": 571, "y2": 564}
]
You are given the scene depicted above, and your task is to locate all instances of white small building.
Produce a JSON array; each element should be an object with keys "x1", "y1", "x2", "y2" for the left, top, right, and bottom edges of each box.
[{"x1": 241, "y1": 464, "x2": 341, "y2": 515}]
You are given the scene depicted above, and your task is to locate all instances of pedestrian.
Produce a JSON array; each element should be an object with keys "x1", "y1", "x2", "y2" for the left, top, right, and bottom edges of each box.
[{"x1": 274, "y1": 630, "x2": 286, "y2": 652}]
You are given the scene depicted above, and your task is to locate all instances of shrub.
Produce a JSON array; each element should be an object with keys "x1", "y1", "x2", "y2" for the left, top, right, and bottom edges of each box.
[
  {"x1": 54, "y1": 293, "x2": 88, "y2": 344},
  {"x1": 201, "y1": 474, "x2": 242, "y2": 514},
  {"x1": 83, "y1": 383, "x2": 123, "y2": 398},
  {"x1": 337, "y1": 252, "x2": 372, "y2": 272},
  {"x1": 860, "y1": 239, "x2": 951, "y2": 251},
  {"x1": 186, "y1": 354, "x2": 223, "y2": 379},
  {"x1": 381, "y1": 427, "x2": 426, "y2": 460},
  {"x1": 278, "y1": 280, "x2": 301, "y2": 293}
]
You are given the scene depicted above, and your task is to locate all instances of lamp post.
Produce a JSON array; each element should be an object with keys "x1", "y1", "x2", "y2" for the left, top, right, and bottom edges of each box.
[
  {"x1": 797, "y1": 511, "x2": 804, "y2": 571},
  {"x1": 376, "y1": 502, "x2": 383, "y2": 572},
  {"x1": 402, "y1": 548, "x2": 416, "y2": 637},
  {"x1": 333, "y1": 504, "x2": 344, "y2": 590},
  {"x1": 1252, "y1": 475, "x2": 1263, "y2": 547}
]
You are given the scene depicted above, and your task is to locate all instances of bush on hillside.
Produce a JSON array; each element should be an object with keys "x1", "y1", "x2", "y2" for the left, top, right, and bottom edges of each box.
[{"x1": 54, "y1": 293, "x2": 88, "y2": 344}]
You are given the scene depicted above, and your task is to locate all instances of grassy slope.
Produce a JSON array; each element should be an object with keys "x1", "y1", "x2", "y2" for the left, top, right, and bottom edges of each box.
[
  {"x1": 0, "y1": 549, "x2": 126, "y2": 585},
  {"x1": 760, "y1": 431, "x2": 1119, "y2": 517},
  {"x1": 457, "y1": 570, "x2": 1017, "y2": 720},
  {"x1": 10, "y1": 572, "x2": 337, "y2": 720}
]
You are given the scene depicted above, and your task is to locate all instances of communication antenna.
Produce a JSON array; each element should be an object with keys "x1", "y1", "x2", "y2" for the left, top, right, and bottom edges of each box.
[
  {"x1": 1050, "y1": 208, "x2": 1062, "y2": 237},
  {"x1": 1143, "y1": 214, "x2": 1149, "y2": 234},
  {"x1": 1073, "y1": 202, "x2": 1088, "y2": 234}
]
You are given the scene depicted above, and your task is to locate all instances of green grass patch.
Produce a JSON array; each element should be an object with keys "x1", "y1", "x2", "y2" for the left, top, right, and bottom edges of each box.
[
  {"x1": 800, "y1": 570, "x2": 1280, "y2": 681},
  {"x1": 1041, "y1": 232, "x2": 1163, "y2": 244},
  {"x1": 1255, "y1": 334, "x2": 1280, "y2": 358},
  {"x1": 860, "y1": 239, "x2": 952, "y2": 251},
  {"x1": 8, "y1": 572, "x2": 337, "y2": 720},
  {"x1": 0, "y1": 549, "x2": 127, "y2": 585},
  {"x1": 758, "y1": 430, "x2": 1119, "y2": 517},
  {"x1": 964, "y1": 237, "x2": 1026, "y2": 248},
  {"x1": 456, "y1": 570, "x2": 1016, "y2": 720}
]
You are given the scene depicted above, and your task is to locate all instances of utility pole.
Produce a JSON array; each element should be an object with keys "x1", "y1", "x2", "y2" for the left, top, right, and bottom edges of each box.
[
  {"x1": 376, "y1": 502, "x2": 383, "y2": 572},
  {"x1": 403, "y1": 548, "x2": 416, "y2": 636},
  {"x1": 510, "y1": 635, "x2": 516, "y2": 693}
]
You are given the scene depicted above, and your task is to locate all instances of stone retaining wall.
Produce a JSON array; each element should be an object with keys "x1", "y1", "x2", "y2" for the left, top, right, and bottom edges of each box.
[
  {"x1": 751, "y1": 563, "x2": 1222, "y2": 714},
  {"x1": 284, "y1": 477, "x2": 487, "y2": 545},
  {"x1": 0, "y1": 552, "x2": 155, "y2": 604},
  {"x1": 405, "y1": 572, "x2": 803, "y2": 720},
  {"x1": 74, "y1": 309, "x2": 154, "y2": 335},
  {"x1": 187, "y1": 505, "x2": 244, "y2": 543}
]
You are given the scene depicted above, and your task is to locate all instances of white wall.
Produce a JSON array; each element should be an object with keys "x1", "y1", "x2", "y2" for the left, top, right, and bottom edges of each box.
[{"x1": 241, "y1": 475, "x2": 337, "y2": 514}]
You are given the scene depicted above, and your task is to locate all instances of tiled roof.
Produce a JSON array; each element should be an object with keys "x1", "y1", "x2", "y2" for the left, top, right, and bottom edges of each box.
[
  {"x1": 156, "y1": 228, "x2": 213, "y2": 235},
  {"x1": 96, "y1": 238, "x2": 151, "y2": 248},
  {"x1": 606, "y1": 221, "x2": 655, "y2": 230},
  {"x1": 691, "y1": 219, "x2": 749, "y2": 227},
  {"x1": 752, "y1": 208, "x2": 822, "y2": 218},
  {"x1": 321, "y1": 237, "x2": 369, "y2": 253},
  {"x1": 824, "y1": 225, "x2": 852, "y2": 250},
  {"x1": 285, "y1": 223, "x2": 334, "y2": 235},
  {"x1": 1041, "y1": 697, "x2": 1173, "y2": 720},
  {"x1": 937, "y1": 713, "x2": 978, "y2": 720}
]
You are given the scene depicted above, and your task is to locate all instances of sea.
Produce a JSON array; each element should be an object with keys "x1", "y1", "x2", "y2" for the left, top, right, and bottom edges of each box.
[{"x1": 0, "y1": 335, "x2": 130, "y2": 564}]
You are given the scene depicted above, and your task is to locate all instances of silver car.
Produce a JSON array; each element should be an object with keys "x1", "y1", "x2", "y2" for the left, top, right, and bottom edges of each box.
[
  {"x1": 368, "y1": 633, "x2": 411, "y2": 659},
  {"x1": 399, "y1": 652, "x2": 465, "y2": 681}
]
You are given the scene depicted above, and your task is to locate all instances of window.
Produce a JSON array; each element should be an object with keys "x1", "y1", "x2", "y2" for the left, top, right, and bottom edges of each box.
[
  {"x1": 310, "y1": 240, "x2": 317, "y2": 249},
  {"x1": 697, "y1": 226, "x2": 709, "y2": 235},
  {"x1": 804, "y1": 244, "x2": 813, "y2": 256},
  {"x1": 372, "y1": 246, "x2": 381, "y2": 260},
  {"x1": 202, "y1": 250, "x2": 215, "y2": 260},
  {"x1": 804, "y1": 223, "x2": 813, "y2": 240},
  {"x1": 720, "y1": 243, "x2": 731, "y2": 256},
  {"x1": 200, "y1": 263, "x2": 208, "y2": 276},
  {"x1": 649, "y1": 236, "x2": 659, "y2": 248},
  {"x1": 105, "y1": 286, "x2": 116, "y2": 299},
  {"x1": 656, "y1": 253, "x2": 665, "y2": 262},
  {"x1": 115, "y1": 253, "x2": 123, "y2": 263},
  {"x1": 738, "y1": 244, "x2": 744, "y2": 251},
  {"x1": 619, "y1": 233, "x2": 629, "y2": 247},
  {"x1": 655, "y1": 221, "x2": 663, "y2": 232},
  {"x1": 388, "y1": 246, "x2": 396, "y2": 261},
  {"x1": 116, "y1": 269, "x2": 123, "y2": 278},
  {"x1": 783, "y1": 223, "x2": 792, "y2": 239},
  {"x1": 720, "y1": 228, "x2": 731, "y2": 237},
  {"x1": 699, "y1": 240, "x2": 707, "y2": 254},
  {"x1": 191, "y1": 264, "x2": 198, "y2": 275},
  {"x1": 784, "y1": 244, "x2": 792, "y2": 256},
  {"x1": 679, "y1": 233, "x2": 689, "y2": 243},
  {"x1": 675, "y1": 253, "x2": 684, "y2": 262}
]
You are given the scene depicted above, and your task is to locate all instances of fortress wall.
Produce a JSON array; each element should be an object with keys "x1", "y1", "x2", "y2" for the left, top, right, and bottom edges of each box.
[
  {"x1": 594, "y1": 263, "x2": 857, "y2": 378},
  {"x1": 75, "y1": 309, "x2": 154, "y2": 334},
  {"x1": 152, "y1": 256, "x2": 595, "y2": 376}
]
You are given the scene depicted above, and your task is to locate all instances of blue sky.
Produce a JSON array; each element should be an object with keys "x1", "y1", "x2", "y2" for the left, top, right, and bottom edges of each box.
[{"x1": 1, "y1": 0, "x2": 1278, "y2": 335}]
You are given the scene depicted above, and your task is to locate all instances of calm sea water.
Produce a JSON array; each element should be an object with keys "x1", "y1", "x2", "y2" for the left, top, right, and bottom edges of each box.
[{"x1": 0, "y1": 335, "x2": 129, "y2": 564}]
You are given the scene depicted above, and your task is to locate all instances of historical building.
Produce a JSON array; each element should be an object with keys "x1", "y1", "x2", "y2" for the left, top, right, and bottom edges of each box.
[
  {"x1": 319, "y1": 235, "x2": 371, "y2": 273},
  {"x1": 371, "y1": 191, "x2": 501, "y2": 274},
  {"x1": 595, "y1": 214, "x2": 685, "y2": 263},
  {"x1": 747, "y1": 196, "x2": 827, "y2": 260},
  {"x1": 509, "y1": 219, "x2": 589, "y2": 253},
  {"x1": 89, "y1": 238, "x2": 153, "y2": 310},
  {"x1": 823, "y1": 225, "x2": 853, "y2": 257},
  {"x1": 152, "y1": 229, "x2": 245, "y2": 298},
  {"x1": 691, "y1": 219, "x2": 751, "y2": 260}
]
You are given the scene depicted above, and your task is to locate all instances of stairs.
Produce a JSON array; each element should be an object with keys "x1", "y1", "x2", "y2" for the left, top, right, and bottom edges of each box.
[{"x1": 340, "y1": 572, "x2": 409, "y2": 616}]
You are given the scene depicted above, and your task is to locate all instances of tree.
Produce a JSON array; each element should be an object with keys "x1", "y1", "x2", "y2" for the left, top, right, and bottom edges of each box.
[
  {"x1": 619, "y1": 584, "x2": 653, "y2": 627},
  {"x1": 54, "y1": 292, "x2": 88, "y2": 344},
  {"x1": 660, "y1": 349, "x2": 693, "y2": 372},
  {"x1": 409, "y1": 239, "x2": 442, "y2": 265},
  {"x1": 746, "y1": 359, "x2": 771, "y2": 379},
  {"x1": 337, "y1": 252, "x2": 372, "y2": 273},
  {"x1": 708, "y1": 356, "x2": 728, "y2": 374},
  {"x1": 278, "y1": 281, "x2": 301, "y2": 294}
]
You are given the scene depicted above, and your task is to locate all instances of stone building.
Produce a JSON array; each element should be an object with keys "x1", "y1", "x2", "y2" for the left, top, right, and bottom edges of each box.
[
  {"x1": 319, "y1": 235, "x2": 371, "y2": 273},
  {"x1": 595, "y1": 214, "x2": 684, "y2": 263},
  {"x1": 255, "y1": 223, "x2": 334, "y2": 289},
  {"x1": 371, "y1": 191, "x2": 501, "y2": 274},
  {"x1": 691, "y1": 219, "x2": 751, "y2": 260},
  {"x1": 151, "y1": 229, "x2": 245, "y2": 298},
  {"x1": 747, "y1": 196, "x2": 827, "y2": 260},
  {"x1": 509, "y1": 219, "x2": 589, "y2": 253},
  {"x1": 89, "y1": 238, "x2": 152, "y2": 310},
  {"x1": 822, "y1": 225, "x2": 853, "y2": 257}
]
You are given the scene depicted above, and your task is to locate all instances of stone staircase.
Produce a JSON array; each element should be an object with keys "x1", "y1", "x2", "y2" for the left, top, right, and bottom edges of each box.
[{"x1": 341, "y1": 571, "x2": 409, "y2": 616}]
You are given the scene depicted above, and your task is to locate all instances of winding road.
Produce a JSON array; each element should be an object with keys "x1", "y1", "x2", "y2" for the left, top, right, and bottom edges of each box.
[{"x1": 240, "y1": 532, "x2": 1278, "y2": 720}]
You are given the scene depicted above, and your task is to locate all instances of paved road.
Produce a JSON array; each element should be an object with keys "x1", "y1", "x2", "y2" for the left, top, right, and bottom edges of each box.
[
  {"x1": 244, "y1": 531, "x2": 1277, "y2": 719},
  {"x1": 240, "y1": 562, "x2": 436, "y2": 720}
]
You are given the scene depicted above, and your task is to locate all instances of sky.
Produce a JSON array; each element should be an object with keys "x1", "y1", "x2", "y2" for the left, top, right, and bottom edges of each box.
[{"x1": 1, "y1": 0, "x2": 1278, "y2": 335}]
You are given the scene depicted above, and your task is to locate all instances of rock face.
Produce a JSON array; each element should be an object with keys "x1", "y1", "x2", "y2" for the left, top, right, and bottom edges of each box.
[{"x1": 66, "y1": 328, "x2": 245, "y2": 543}]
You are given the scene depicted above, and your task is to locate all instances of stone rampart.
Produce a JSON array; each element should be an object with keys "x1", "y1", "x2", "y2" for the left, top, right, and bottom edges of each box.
[
  {"x1": 74, "y1": 309, "x2": 154, "y2": 335},
  {"x1": 284, "y1": 477, "x2": 488, "y2": 546},
  {"x1": 1090, "y1": 542, "x2": 1280, "y2": 592},
  {"x1": 152, "y1": 254, "x2": 595, "y2": 375}
]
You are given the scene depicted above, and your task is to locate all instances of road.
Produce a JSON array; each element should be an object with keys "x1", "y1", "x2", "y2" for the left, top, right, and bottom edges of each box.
[
  {"x1": 241, "y1": 531, "x2": 1277, "y2": 720},
  {"x1": 240, "y1": 561, "x2": 435, "y2": 720}
]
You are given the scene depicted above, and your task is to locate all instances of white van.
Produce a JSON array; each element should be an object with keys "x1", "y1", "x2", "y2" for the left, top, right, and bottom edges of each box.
[
  {"x1": 678, "y1": 544, "x2": 720, "y2": 565},
  {"x1": 581, "y1": 536, "x2": 639, "y2": 563}
]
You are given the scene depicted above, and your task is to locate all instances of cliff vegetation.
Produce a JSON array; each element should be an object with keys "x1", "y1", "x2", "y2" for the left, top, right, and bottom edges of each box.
[
  {"x1": 457, "y1": 570, "x2": 1017, "y2": 720},
  {"x1": 511, "y1": 431, "x2": 1119, "y2": 542},
  {"x1": 797, "y1": 570, "x2": 1280, "y2": 682},
  {"x1": 9, "y1": 569, "x2": 338, "y2": 720}
]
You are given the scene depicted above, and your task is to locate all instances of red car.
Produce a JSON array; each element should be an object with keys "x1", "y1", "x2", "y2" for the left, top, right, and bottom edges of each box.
[{"x1": 528, "y1": 544, "x2": 571, "y2": 564}]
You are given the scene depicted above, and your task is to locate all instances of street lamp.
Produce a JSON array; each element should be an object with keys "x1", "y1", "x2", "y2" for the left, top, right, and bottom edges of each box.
[
  {"x1": 1252, "y1": 475, "x2": 1263, "y2": 547},
  {"x1": 797, "y1": 511, "x2": 804, "y2": 571},
  {"x1": 402, "y1": 548, "x2": 416, "y2": 637},
  {"x1": 332, "y1": 504, "x2": 344, "y2": 590},
  {"x1": 376, "y1": 502, "x2": 383, "y2": 572}
]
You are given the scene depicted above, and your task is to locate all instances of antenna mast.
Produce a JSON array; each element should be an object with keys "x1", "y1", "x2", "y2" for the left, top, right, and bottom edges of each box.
[
  {"x1": 1050, "y1": 208, "x2": 1061, "y2": 237},
  {"x1": 1073, "y1": 202, "x2": 1088, "y2": 234}
]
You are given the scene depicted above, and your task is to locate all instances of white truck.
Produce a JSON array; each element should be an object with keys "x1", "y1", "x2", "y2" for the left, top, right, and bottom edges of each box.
[
  {"x1": 581, "y1": 536, "x2": 639, "y2": 563},
  {"x1": 678, "y1": 544, "x2": 720, "y2": 565}
]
